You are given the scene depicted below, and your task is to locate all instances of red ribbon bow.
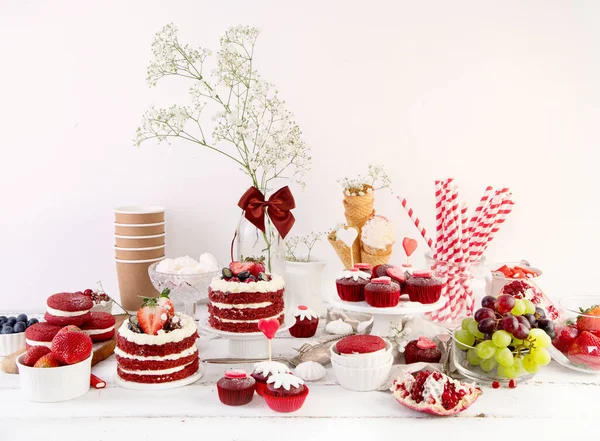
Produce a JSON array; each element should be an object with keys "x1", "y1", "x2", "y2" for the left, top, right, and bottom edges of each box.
[{"x1": 238, "y1": 186, "x2": 296, "y2": 239}]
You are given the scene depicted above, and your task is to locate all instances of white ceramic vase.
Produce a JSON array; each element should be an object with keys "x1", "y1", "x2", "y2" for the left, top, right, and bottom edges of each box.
[{"x1": 284, "y1": 261, "x2": 327, "y2": 317}]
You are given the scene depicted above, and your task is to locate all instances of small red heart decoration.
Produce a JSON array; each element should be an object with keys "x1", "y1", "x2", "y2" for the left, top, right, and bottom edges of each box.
[
  {"x1": 258, "y1": 318, "x2": 280, "y2": 340},
  {"x1": 402, "y1": 237, "x2": 418, "y2": 257},
  {"x1": 416, "y1": 337, "x2": 437, "y2": 350},
  {"x1": 386, "y1": 266, "x2": 406, "y2": 283}
]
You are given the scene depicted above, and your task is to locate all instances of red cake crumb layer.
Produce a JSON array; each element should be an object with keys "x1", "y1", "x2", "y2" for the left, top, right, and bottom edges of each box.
[
  {"x1": 336, "y1": 335, "x2": 386, "y2": 354},
  {"x1": 208, "y1": 288, "x2": 284, "y2": 304},
  {"x1": 44, "y1": 311, "x2": 91, "y2": 327},
  {"x1": 47, "y1": 292, "x2": 93, "y2": 311},
  {"x1": 25, "y1": 322, "x2": 62, "y2": 344},
  {"x1": 116, "y1": 349, "x2": 198, "y2": 371},
  {"x1": 209, "y1": 314, "x2": 284, "y2": 333},
  {"x1": 208, "y1": 302, "x2": 284, "y2": 321},
  {"x1": 117, "y1": 358, "x2": 199, "y2": 384},
  {"x1": 86, "y1": 329, "x2": 115, "y2": 342},
  {"x1": 81, "y1": 312, "x2": 116, "y2": 330},
  {"x1": 116, "y1": 332, "x2": 198, "y2": 357}
]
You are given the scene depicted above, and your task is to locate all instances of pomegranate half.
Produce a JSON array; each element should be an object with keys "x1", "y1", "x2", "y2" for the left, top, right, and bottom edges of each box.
[{"x1": 391, "y1": 370, "x2": 482, "y2": 416}]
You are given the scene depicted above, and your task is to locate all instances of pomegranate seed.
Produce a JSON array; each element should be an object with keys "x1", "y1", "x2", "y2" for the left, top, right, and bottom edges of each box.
[
  {"x1": 492, "y1": 381, "x2": 500, "y2": 389},
  {"x1": 508, "y1": 379, "x2": 517, "y2": 389}
]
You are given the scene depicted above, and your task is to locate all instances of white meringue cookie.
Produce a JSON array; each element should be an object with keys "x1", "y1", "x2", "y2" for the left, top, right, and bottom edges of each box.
[
  {"x1": 174, "y1": 255, "x2": 199, "y2": 270},
  {"x1": 156, "y1": 258, "x2": 176, "y2": 273},
  {"x1": 199, "y1": 253, "x2": 220, "y2": 272},
  {"x1": 177, "y1": 267, "x2": 198, "y2": 275},
  {"x1": 295, "y1": 361, "x2": 327, "y2": 382},
  {"x1": 325, "y1": 319, "x2": 353, "y2": 335}
]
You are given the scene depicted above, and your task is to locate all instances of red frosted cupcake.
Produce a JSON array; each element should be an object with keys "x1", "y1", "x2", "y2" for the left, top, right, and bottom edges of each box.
[
  {"x1": 405, "y1": 270, "x2": 444, "y2": 304},
  {"x1": 364, "y1": 277, "x2": 401, "y2": 307},
  {"x1": 217, "y1": 369, "x2": 256, "y2": 406},
  {"x1": 404, "y1": 337, "x2": 442, "y2": 364},
  {"x1": 263, "y1": 373, "x2": 309, "y2": 413},
  {"x1": 336, "y1": 269, "x2": 371, "y2": 302},
  {"x1": 251, "y1": 361, "x2": 290, "y2": 396},
  {"x1": 289, "y1": 306, "x2": 319, "y2": 338}
]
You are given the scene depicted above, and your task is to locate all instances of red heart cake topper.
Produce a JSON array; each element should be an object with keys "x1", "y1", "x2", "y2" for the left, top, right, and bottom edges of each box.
[
  {"x1": 402, "y1": 237, "x2": 418, "y2": 257},
  {"x1": 258, "y1": 318, "x2": 280, "y2": 340}
]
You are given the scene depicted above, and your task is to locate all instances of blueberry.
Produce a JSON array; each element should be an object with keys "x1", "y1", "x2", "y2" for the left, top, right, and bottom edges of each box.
[
  {"x1": 5, "y1": 317, "x2": 16, "y2": 326},
  {"x1": 1, "y1": 325, "x2": 14, "y2": 334},
  {"x1": 237, "y1": 271, "x2": 250, "y2": 281},
  {"x1": 222, "y1": 268, "x2": 233, "y2": 279},
  {"x1": 258, "y1": 272, "x2": 269, "y2": 282},
  {"x1": 0, "y1": 316, "x2": 6, "y2": 326},
  {"x1": 13, "y1": 322, "x2": 26, "y2": 333},
  {"x1": 16, "y1": 313, "x2": 28, "y2": 323},
  {"x1": 27, "y1": 318, "x2": 39, "y2": 327}
]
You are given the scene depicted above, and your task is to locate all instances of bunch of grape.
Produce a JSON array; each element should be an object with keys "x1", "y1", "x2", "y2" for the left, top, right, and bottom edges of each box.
[{"x1": 455, "y1": 294, "x2": 554, "y2": 378}]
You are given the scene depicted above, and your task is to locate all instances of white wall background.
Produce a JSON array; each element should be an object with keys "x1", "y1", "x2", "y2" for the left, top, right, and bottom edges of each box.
[{"x1": 1, "y1": 0, "x2": 599, "y2": 311}]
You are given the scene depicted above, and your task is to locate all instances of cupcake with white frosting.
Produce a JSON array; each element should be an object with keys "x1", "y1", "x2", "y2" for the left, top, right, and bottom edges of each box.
[
  {"x1": 336, "y1": 268, "x2": 371, "y2": 302},
  {"x1": 289, "y1": 305, "x2": 319, "y2": 338},
  {"x1": 251, "y1": 361, "x2": 291, "y2": 396}
]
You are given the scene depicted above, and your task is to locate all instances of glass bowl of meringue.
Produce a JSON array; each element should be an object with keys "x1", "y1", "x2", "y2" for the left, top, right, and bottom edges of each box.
[{"x1": 148, "y1": 253, "x2": 221, "y2": 317}]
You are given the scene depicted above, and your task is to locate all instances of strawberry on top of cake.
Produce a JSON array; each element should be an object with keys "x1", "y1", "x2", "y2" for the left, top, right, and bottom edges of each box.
[
  {"x1": 208, "y1": 258, "x2": 285, "y2": 333},
  {"x1": 115, "y1": 289, "x2": 200, "y2": 384}
]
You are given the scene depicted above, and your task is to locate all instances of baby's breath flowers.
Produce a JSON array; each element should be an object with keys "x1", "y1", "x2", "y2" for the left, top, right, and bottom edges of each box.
[
  {"x1": 286, "y1": 232, "x2": 324, "y2": 262},
  {"x1": 135, "y1": 24, "x2": 311, "y2": 192},
  {"x1": 338, "y1": 164, "x2": 392, "y2": 196}
]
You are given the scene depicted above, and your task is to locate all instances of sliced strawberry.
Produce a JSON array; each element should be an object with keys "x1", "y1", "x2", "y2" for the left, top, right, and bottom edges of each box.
[
  {"x1": 157, "y1": 288, "x2": 174, "y2": 319},
  {"x1": 568, "y1": 331, "x2": 600, "y2": 369},
  {"x1": 23, "y1": 346, "x2": 51, "y2": 367},
  {"x1": 552, "y1": 325, "x2": 579, "y2": 353},
  {"x1": 229, "y1": 261, "x2": 253, "y2": 276},
  {"x1": 577, "y1": 305, "x2": 600, "y2": 332},
  {"x1": 137, "y1": 298, "x2": 168, "y2": 335},
  {"x1": 495, "y1": 265, "x2": 512, "y2": 276},
  {"x1": 248, "y1": 261, "x2": 265, "y2": 278},
  {"x1": 386, "y1": 266, "x2": 406, "y2": 283}
]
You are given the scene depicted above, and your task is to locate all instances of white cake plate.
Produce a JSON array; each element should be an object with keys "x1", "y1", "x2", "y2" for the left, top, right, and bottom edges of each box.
[
  {"x1": 198, "y1": 315, "x2": 293, "y2": 359},
  {"x1": 115, "y1": 365, "x2": 204, "y2": 390},
  {"x1": 329, "y1": 295, "x2": 446, "y2": 337}
]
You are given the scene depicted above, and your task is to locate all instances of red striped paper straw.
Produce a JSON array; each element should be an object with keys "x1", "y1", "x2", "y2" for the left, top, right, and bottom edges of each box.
[
  {"x1": 398, "y1": 196, "x2": 434, "y2": 250},
  {"x1": 468, "y1": 185, "x2": 494, "y2": 236}
]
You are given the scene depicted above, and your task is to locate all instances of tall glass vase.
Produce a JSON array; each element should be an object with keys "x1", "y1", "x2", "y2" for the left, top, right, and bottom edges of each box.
[{"x1": 234, "y1": 214, "x2": 286, "y2": 276}]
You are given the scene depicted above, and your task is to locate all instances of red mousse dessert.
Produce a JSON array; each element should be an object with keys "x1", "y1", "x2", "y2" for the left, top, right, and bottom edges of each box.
[
  {"x1": 263, "y1": 373, "x2": 309, "y2": 413},
  {"x1": 217, "y1": 369, "x2": 256, "y2": 406},
  {"x1": 44, "y1": 293, "x2": 93, "y2": 327},
  {"x1": 289, "y1": 305, "x2": 319, "y2": 338},
  {"x1": 336, "y1": 269, "x2": 371, "y2": 302},
  {"x1": 24, "y1": 322, "x2": 62, "y2": 349},
  {"x1": 115, "y1": 290, "x2": 200, "y2": 384},
  {"x1": 404, "y1": 337, "x2": 442, "y2": 364},
  {"x1": 208, "y1": 260, "x2": 285, "y2": 333},
  {"x1": 81, "y1": 312, "x2": 116, "y2": 342},
  {"x1": 364, "y1": 276, "x2": 401, "y2": 307},
  {"x1": 404, "y1": 270, "x2": 444, "y2": 304},
  {"x1": 251, "y1": 361, "x2": 291, "y2": 396},
  {"x1": 336, "y1": 334, "x2": 386, "y2": 355}
]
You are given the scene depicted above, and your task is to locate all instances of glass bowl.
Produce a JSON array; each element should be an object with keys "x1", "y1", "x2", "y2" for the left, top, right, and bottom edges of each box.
[
  {"x1": 451, "y1": 327, "x2": 535, "y2": 386},
  {"x1": 549, "y1": 296, "x2": 600, "y2": 374},
  {"x1": 148, "y1": 262, "x2": 220, "y2": 317}
]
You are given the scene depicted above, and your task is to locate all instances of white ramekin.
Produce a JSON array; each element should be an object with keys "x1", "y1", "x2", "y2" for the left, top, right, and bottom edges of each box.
[
  {"x1": 0, "y1": 332, "x2": 26, "y2": 356},
  {"x1": 16, "y1": 353, "x2": 92, "y2": 402},
  {"x1": 330, "y1": 339, "x2": 393, "y2": 369},
  {"x1": 331, "y1": 354, "x2": 393, "y2": 392}
]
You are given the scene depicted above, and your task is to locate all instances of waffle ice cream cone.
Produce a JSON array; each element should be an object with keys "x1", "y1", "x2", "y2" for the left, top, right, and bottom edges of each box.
[
  {"x1": 360, "y1": 245, "x2": 393, "y2": 266},
  {"x1": 360, "y1": 215, "x2": 395, "y2": 266},
  {"x1": 343, "y1": 192, "x2": 375, "y2": 230},
  {"x1": 328, "y1": 229, "x2": 360, "y2": 269}
]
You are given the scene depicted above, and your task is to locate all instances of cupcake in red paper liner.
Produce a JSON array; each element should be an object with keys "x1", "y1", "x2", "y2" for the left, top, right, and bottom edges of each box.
[
  {"x1": 217, "y1": 369, "x2": 256, "y2": 406},
  {"x1": 404, "y1": 337, "x2": 441, "y2": 364},
  {"x1": 336, "y1": 268, "x2": 371, "y2": 302},
  {"x1": 289, "y1": 305, "x2": 319, "y2": 338},
  {"x1": 263, "y1": 373, "x2": 309, "y2": 413},
  {"x1": 405, "y1": 270, "x2": 444, "y2": 304},
  {"x1": 364, "y1": 276, "x2": 401, "y2": 307},
  {"x1": 251, "y1": 361, "x2": 291, "y2": 396}
]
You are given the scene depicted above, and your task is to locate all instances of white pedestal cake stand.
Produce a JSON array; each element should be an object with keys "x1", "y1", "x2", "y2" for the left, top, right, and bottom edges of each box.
[
  {"x1": 329, "y1": 295, "x2": 446, "y2": 337},
  {"x1": 198, "y1": 315, "x2": 293, "y2": 358}
]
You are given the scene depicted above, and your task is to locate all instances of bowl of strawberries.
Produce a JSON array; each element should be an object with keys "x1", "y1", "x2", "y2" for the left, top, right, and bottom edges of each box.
[{"x1": 550, "y1": 296, "x2": 600, "y2": 373}]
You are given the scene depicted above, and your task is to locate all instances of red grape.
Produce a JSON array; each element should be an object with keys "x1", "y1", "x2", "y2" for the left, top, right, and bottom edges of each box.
[
  {"x1": 513, "y1": 323, "x2": 530, "y2": 340},
  {"x1": 535, "y1": 307, "x2": 546, "y2": 319},
  {"x1": 495, "y1": 295, "x2": 516, "y2": 314},
  {"x1": 83, "y1": 289, "x2": 93, "y2": 296},
  {"x1": 522, "y1": 313, "x2": 537, "y2": 327},
  {"x1": 474, "y1": 308, "x2": 496, "y2": 322},
  {"x1": 481, "y1": 296, "x2": 496, "y2": 309},
  {"x1": 478, "y1": 318, "x2": 496, "y2": 334},
  {"x1": 515, "y1": 315, "x2": 531, "y2": 329},
  {"x1": 502, "y1": 316, "x2": 519, "y2": 334}
]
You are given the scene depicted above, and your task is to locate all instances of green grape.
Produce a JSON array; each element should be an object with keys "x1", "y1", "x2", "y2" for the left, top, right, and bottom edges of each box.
[
  {"x1": 495, "y1": 347, "x2": 515, "y2": 367},
  {"x1": 480, "y1": 357, "x2": 498, "y2": 372},
  {"x1": 512, "y1": 357, "x2": 524, "y2": 374},
  {"x1": 531, "y1": 347, "x2": 551, "y2": 366},
  {"x1": 523, "y1": 354, "x2": 539, "y2": 373},
  {"x1": 537, "y1": 333, "x2": 552, "y2": 349},
  {"x1": 512, "y1": 337, "x2": 524, "y2": 346},
  {"x1": 511, "y1": 299, "x2": 526, "y2": 316},
  {"x1": 467, "y1": 348, "x2": 482, "y2": 366},
  {"x1": 496, "y1": 365, "x2": 508, "y2": 378},
  {"x1": 468, "y1": 321, "x2": 485, "y2": 339},
  {"x1": 455, "y1": 330, "x2": 475, "y2": 351},
  {"x1": 501, "y1": 364, "x2": 519, "y2": 379},
  {"x1": 529, "y1": 328, "x2": 547, "y2": 340},
  {"x1": 462, "y1": 317, "x2": 476, "y2": 331},
  {"x1": 476, "y1": 340, "x2": 497, "y2": 359},
  {"x1": 523, "y1": 299, "x2": 536, "y2": 314},
  {"x1": 492, "y1": 330, "x2": 512, "y2": 348}
]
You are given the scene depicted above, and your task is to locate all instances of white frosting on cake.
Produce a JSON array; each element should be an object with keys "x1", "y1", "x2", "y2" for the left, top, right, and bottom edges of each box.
[
  {"x1": 26, "y1": 339, "x2": 52, "y2": 348},
  {"x1": 84, "y1": 326, "x2": 114, "y2": 336},
  {"x1": 253, "y1": 361, "x2": 290, "y2": 377},
  {"x1": 267, "y1": 373, "x2": 305, "y2": 390},
  {"x1": 115, "y1": 344, "x2": 198, "y2": 361},
  {"x1": 118, "y1": 312, "x2": 197, "y2": 345},
  {"x1": 119, "y1": 359, "x2": 196, "y2": 376},
  {"x1": 209, "y1": 274, "x2": 285, "y2": 293},
  {"x1": 211, "y1": 301, "x2": 272, "y2": 310},
  {"x1": 45, "y1": 306, "x2": 89, "y2": 317},
  {"x1": 361, "y1": 215, "x2": 396, "y2": 250},
  {"x1": 293, "y1": 306, "x2": 319, "y2": 321},
  {"x1": 337, "y1": 270, "x2": 371, "y2": 281},
  {"x1": 211, "y1": 312, "x2": 283, "y2": 324}
]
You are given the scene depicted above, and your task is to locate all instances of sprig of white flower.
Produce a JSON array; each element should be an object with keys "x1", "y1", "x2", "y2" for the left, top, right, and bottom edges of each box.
[
  {"x1": 286, "y1": 232, "x2": 324, "y2": 262},
  {"x1": 338, "y1": 164, "x2": 392, "y2": 196}
]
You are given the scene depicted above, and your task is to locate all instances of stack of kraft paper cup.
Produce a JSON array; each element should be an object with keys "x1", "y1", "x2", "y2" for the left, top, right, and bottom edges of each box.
[{"x1": 114, "y1": 206, "x2": 166, "y2": 311}]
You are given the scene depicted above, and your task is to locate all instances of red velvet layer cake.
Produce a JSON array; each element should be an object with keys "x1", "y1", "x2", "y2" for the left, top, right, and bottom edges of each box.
[{"x1": 208, "y1": 274, "x2": 285, "y2": 333}]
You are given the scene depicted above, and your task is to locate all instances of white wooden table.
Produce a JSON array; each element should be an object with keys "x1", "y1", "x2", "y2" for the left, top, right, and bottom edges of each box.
[{"x1": 2, "y1": 316, "x2": 598, "y2": 441}]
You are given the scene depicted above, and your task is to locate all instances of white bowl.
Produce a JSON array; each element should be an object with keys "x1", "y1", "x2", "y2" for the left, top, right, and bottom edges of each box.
[
  {"x1": 331, "y1": 355, "x2": 393, "y2": 392},
  {"x1": 17, "y1": 353, "x2": 92, "y2": 402},
  {"x1": 330, "y1": 339, "x2": 393, "y2": 369},
  {"x1": 0, "y1": 332, "x2": 26, "y2": 356}
]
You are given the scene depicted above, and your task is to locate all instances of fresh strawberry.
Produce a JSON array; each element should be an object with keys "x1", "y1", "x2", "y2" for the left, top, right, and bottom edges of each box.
[
  {"x1": 57, "y1": 325, "x2": 83, "y2": 335},
  {"x1": 568, "y1": 331, "x2": 600, "y2": 369},
  {"x1": 229, "y1": 261, "x2": 254, "y2": 276},
  {"x1": 23, "y1": 346, "x2": 51, "y2": 367},
  {"x1": 552, "y1": 325, "x2": 579, "y2": 354},
  {"x1": 576, "y1": 305, "x2": 600, "y2": 332},
  {"x1": 245, "y1": 257, "x2": 266, "y2": 278},
  {"x1": 52, "y1": 330, "x2": 93, "y2": 365},
  {"x1": 157, "y1": 288, "x2": 174, "y2": 319},
  {"x1": 34, "y1": 353, "x2": 62, "y2": 368},
  {"x1": 137, "y1": 297, "x2": 168, "y2": 335}
]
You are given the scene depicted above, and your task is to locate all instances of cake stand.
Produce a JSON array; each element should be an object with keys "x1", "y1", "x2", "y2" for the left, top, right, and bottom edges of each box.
[
  {"x1": 115, "y1": 365, "x2": 204, "y2": 390},
  {"x1": 198, "y1": 315, "x2": 293, "y2": 359},
  {"x1": 329, "y1": 295, "x2": 446, "y2": 337}
]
